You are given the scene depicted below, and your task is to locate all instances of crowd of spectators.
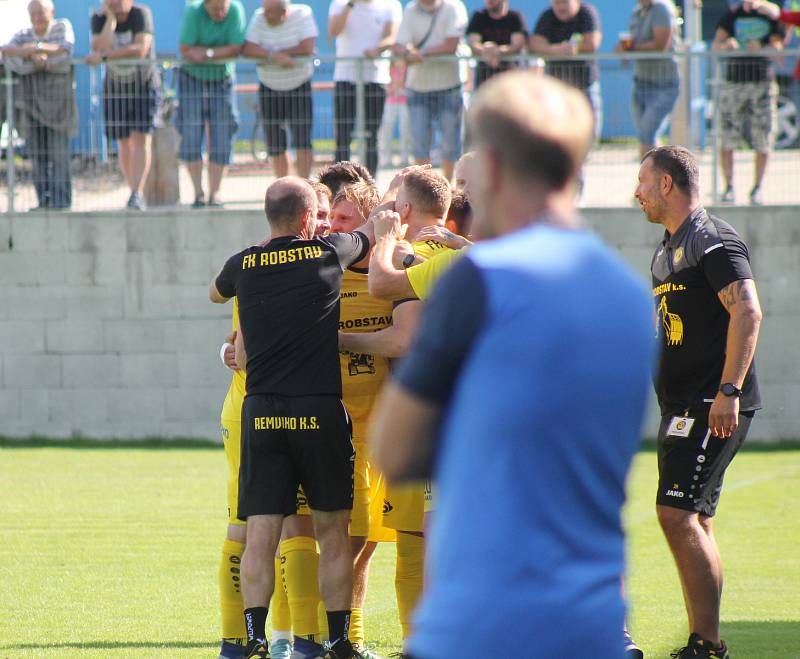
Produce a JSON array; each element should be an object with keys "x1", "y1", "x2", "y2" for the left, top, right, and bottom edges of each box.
[{"x1": 0, "y1": 0, "x2": 796, "y2": 211}]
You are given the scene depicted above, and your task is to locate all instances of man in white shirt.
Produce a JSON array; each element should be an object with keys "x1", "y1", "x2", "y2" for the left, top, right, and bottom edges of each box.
[
  {"x1": 243, "y1": 0, "x2": 318, "y2": 178},
  {"x1": 393, "y1": 0, "x2": 468, "y2": 182},
  {"x1": 329, "y1": 0, "x2": 401, "y2": 176}
]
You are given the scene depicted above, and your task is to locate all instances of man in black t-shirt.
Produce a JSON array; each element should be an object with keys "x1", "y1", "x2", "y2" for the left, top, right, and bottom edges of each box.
[
  {"x1": 466, "y1": 0, "x2": 527, "y2": 87},
  {"x1": 635, "y1": 146, "x2": 762, "y2": 659},
  {"x1": 210, "y1": 177, "x2": 375, "y2": 659},
  {"x1": 529, "y1": 0, "x2": 602, "y2": 139},
  {"x1": 87, "y1": 1, "x2": 159, "y2": 212},
  {"x1": 713, "y1": 6, "x2": 785, "y2": 205}
]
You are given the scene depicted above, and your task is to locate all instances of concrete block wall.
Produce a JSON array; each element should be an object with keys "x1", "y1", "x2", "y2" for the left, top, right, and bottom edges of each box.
[{"x1": 0, "y1": 206, "x2": 797, "y2": 441}]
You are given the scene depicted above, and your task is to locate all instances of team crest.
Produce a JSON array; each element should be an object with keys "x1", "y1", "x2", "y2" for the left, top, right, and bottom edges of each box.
[
  {"x1": 658, "y1": 296, "x2": 684, "y2": 346},
  {"x1": 673, "y1": 247, "x2": 684, "y2": 264},
  {"x1": 348, "y1": 352, "x2": 376, "y2": 376}
]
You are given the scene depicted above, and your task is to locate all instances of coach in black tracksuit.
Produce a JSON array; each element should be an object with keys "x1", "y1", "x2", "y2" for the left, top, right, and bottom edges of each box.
[
  {"x1": 210, "y1": 176, "x2": 375, "y2": 659},
  {"x1": 635, "y1": 146, "x2": 762, "y2": 659}
]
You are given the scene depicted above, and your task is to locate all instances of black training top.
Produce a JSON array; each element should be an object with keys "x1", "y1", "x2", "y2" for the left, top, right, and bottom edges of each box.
[
  {"x1": 651, "y1": 207, "x2": 761, "y2": 415},
  {"x1": 215, "y1": 232, "x2": 370, "y2": 398},
  {"x1": 717, "y1": 8, "x2": 785, "y2": 83},
  {"x1": 534, "y1": 3, "x2": 601, "y2": 89},
  {"x1": 466, "y1": 9, "x2": 527, "y2": 87}
]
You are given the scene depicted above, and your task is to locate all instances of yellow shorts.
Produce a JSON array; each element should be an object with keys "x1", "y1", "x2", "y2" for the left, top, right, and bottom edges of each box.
[
  {"x1": 296, "y1": 441, "x2": 395, "y2": 543},
  {"x1": 383, "y1": 481, "x2": 425, "y2": 533},
  {"x1": 221, "y1": 417, "x2": 246, "y2": 527},
  {"x1": 423, "y1": 479, "x2": 435, "y2": 514}
]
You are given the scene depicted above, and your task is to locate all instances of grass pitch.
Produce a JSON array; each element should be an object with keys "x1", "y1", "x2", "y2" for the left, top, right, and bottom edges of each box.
[{"x1": 0, "y1": 442, "x2": 798, "y2": 658}]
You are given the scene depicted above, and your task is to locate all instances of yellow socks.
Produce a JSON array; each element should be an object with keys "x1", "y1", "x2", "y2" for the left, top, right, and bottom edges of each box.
[
  {"x1": 280, "y1": 536, "x2": 321, "y2": 639},
  {"x1": 349, "y1": 607, "x2": 364, "y2": 647},
  {"x1": 219, "y1": 539, "x2": 246, "y2": 640},
  {"x1": 395, "y1": 532, "x2": 424, "y2": 639},
  {"x1": 270, "y1": 555, "x2": 292, "y2": 637}
]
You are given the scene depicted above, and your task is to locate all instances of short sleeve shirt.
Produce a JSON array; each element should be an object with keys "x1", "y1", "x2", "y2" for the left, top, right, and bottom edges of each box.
[
  {"x1": 180, "y1": 0, "x2": 246, "y2": 81},
  {"x1": 91, "y1": 4, "x2": 156, "y2": 82},
  {"x1": 215, "y1": 231, "x2": 370, "y2": 398},
  {"x1": 406, "y1": 248, "x2": 464, "y2": 300},
  {"x1": 630, "y1": 0, "x2": 678, "y2": 82},
  {"x1": 651, "y1": 207, "x2": 761, "y2": 414},
  {"x1": 533, "y1": 3, "x2": 600, "y2": 89},
  {"x1": 466, "y1": 9, "x2": 527, "y2": 86},
  {"x1": 246, "y1": 5, "x2": 318, "y2": 91},
  {"x1": 330, "y1": 0, "x2": 402, "y2": 84},
  {"x1": 396, "y1": 0, "x2": 468, "y2": 92},
  {"x1": 6, "y1": 19, "x2": 74, "y2": 75},
  {"x1": 717, "y1": 9, "x2": 785, "y2": 83}
]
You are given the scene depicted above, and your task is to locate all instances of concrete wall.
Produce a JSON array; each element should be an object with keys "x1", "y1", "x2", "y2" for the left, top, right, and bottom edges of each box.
[{"x1": 0, "y1": 206, "x2": 797, "y2": 441}]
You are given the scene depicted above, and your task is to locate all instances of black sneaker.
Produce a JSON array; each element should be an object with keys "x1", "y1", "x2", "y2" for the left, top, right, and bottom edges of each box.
[
  {"x1": 749, "y1": 185, "x2": 763, "y2": 206},
  {"x1": 624, "y1": 630, "x2": 644, "y2": 658},
  {"x1": 671, "y1": 633, "x2": 730, "y2": 658},
  {"x1": 243, "y1": 640, "x2": 270, "y2": 659},
  {"x1": 126, "y1": 191, "x2": 146, "y2": 211},
  {"x1": 720, "y1": 186, "x2": 735, "y2": 204}
]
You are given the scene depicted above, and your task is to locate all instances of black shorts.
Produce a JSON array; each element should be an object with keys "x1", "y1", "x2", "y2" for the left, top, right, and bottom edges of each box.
[
  {"x1": 258, "y1": 80, "x2": 313, "y2": 156},
  {"x1": 237, "y1": 393, "x2": 354, "y2": 520},
  {"x1": 656, "y1": 405, "x2": 754, "y2": 517},
  {"x1": 103, "y1": 73, "x2": 159, "y2": 140}
]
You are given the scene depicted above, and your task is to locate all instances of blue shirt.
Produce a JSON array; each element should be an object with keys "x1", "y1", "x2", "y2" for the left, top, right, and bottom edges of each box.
[{"x1": 396, "y1": 224, "x2": 654, "y2": 659}]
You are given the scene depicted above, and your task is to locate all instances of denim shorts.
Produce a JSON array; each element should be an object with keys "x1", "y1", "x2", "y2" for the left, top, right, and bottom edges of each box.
[
  {"x1": 631, "y1": 77, "x2": 680, "y2": 146},
  {"x1": 176, "y1": 69, "x2": 239, "y2": 165},
  {"x1": 407, "y1": 86, "x2": 463, "y2": 163}
]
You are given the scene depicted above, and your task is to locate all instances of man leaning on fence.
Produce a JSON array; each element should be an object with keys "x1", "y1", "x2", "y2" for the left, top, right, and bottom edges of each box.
[
  {"x1": 179, "y1": 0, "x2": 246, "y2": 208},
  {"x1": 88, "y1": 0, "x2": 160, "y2": 212},
  {"x1": 2, "y1": 0, "x2": 76, "y2": 211},
  {"x1": 466, "y1": 0, "x2": 527, "y2": 88},
  {"x1": 244, "y1": 0, "x2": 318, "y2": 179},
  {"x1": 394, "y1": 0, "x2": 468, "y2": 182}
]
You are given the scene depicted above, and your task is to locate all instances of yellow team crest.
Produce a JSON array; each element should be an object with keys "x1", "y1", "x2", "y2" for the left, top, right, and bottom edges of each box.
[
  {"x1": 658, "y1": 296, "x2": 684, "y2": 346},
  {"x1": 673, "y1": 247, "x2": 684, "y2": 265}
]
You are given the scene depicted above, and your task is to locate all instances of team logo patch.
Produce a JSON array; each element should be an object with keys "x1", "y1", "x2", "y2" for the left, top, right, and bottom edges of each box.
[
  {"x1": 658, "y1": 297, "x2": 684, "y2": 346},
  {"x1": 673, "y1": 247, "x2": 684, "y2": 264},
  {"x1": 383, "y1": 500, "x2": 393, "y2": 514}
]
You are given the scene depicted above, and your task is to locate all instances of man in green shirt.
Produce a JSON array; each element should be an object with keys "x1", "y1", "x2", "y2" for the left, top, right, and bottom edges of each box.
[{"x1": 178, "y1": 0, "x2": 246, "y2": 207}]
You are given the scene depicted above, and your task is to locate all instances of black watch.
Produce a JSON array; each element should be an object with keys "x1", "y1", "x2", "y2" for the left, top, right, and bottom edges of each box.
[
  {"x1": 719, "y1": 383, "x2": 743, "y2": 398},
  {"x1": 402, "y1": 253, "x2": 416, "y2": 269}
]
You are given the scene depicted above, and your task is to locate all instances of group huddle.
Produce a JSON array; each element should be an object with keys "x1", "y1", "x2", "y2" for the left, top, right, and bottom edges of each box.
[{"x1": 210, "y1": 159, "x2": 470, "y2": 659}]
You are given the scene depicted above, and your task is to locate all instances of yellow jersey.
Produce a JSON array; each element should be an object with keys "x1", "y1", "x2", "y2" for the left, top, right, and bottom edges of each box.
[
  {"x1": 407, "y1": 249, "x2": 464, "y2": 300},
  {"x1": 412, "y1": 238, "x2": 450, "y2": 261},
  {"x1": 339, "y1": 267, "x2": 394, "y2": 435},
  {"x1": 220, "y1": 297, "x2": 247, "y2": 423}
]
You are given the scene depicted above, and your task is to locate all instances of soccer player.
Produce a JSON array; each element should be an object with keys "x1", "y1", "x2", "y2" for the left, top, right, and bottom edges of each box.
[
  {"x1": 368, "y1": 71, "x2": 654, "y2": 659},
  {"x1": 635, "y1": 146, "x2": 762, "y2": 659},
  {"x1": 210, "y1": 177, "x2": 375, "y2": 659},
  {"x1": 317, "y1": 160, "x2": 376, "y2": 198},
  {"x1": 217, "y1": 300, "x2": 294, "y2": 659},
  {"x1": 337, "y1": 168, "x2": 454, "y2": 650}
]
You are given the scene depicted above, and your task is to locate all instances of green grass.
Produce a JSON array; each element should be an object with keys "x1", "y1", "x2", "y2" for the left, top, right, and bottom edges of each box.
[{"x1": 0, "y1": 445, "x2": 799, "y2": 658}]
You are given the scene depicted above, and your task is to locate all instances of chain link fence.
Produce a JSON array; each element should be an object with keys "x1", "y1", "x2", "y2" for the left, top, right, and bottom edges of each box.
[{"x1": 1, "y1": 49, "x2": 799, "y2": 213}]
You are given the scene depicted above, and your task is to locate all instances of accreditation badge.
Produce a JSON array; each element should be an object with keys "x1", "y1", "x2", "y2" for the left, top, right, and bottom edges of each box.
[{"x1": 666, "y1": 415, "x2": 695, "y2": 437}]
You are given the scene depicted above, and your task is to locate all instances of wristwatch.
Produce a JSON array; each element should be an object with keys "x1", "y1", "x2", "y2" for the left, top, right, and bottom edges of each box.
[
  {"x1": 719, "y1": 383, "x2": 743, "y2": 398},
  {"x1": 205, "y1": 48, "x2": 215, "y2": 59},
  {"x1": 402, "y1": 254, "x2": 416, "y2": 269}
]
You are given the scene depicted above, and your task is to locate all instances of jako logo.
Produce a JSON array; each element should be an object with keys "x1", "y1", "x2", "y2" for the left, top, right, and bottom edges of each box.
[{"x1": 666, "y1": 489, "x2": 685, "y2": 498}]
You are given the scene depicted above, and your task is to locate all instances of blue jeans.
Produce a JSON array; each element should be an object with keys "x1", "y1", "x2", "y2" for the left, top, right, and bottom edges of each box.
[
  {"x1": 584, "y1": 80, "x2": 603, "y2": 142},
  {"x1": 176, "y1": 69, "x2": 239, "y2": 165},
  {"x1": 407, "y1": 86, "x2": 463, "y2": 163},
  {"x1": 631, "y1": 78, "x2": 680, "y2": 146}
]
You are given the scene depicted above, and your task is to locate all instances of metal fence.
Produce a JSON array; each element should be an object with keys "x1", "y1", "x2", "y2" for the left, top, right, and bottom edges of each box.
[{"x1": 1, "y1": 49, "x2": 799, "y2": 213}]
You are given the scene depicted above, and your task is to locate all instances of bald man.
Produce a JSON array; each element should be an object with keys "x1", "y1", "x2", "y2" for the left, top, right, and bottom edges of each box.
[{"x1": 211, "y1": 177, "x2": 376, "y2": 659}]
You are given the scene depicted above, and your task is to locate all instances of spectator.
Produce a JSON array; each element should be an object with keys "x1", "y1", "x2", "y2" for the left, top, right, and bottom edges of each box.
[
  {"x1": 466, "y1": 0, "x2": 527, "y2": 88},
  {"x1": 244, "y1": 0, "x2": 317, "y2": 179},
  {"x1": 378, "y1": 58, "x2": 412, "y2": 168},
  {"x1": 88, "y1": 0, "x2": 159, "y2": 211},
  {"x1": 178, "y1": 0, "x2": 246, "y2": 208},
  {"x1": 394, "y1": 0, "x2": 469, "y2": 182},
  {"x1": 713, "y1": 2, "x2": 785, "y2": 206},
  {"x1": 616, "y1": 0, "x2": 680, "y2": 157},
  {"x1": 3, "y1": 0, "x2": 76, "y2": 210},
  {"x1": 529, "y1": 0, "x2": 602, "y2": 140},
  {"x1": 329, "y1": 0, "x2": 401, "y2": 176}
]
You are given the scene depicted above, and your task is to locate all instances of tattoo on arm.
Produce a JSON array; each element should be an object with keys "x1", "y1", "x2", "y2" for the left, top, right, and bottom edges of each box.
[{"x1": 718, "y1": 279, "x2": 755, "y2": 312}]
